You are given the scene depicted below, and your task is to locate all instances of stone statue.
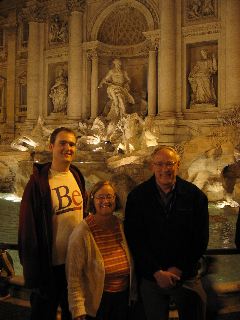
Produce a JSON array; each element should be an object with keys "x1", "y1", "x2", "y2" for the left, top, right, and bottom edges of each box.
[
  {"x1": 49, "y1": 15, "x2": 68, "y2": 44},
  {"x1": 49, "y1": 66, "x2": 68, "y2": 113},
  {"x1": 188, "y1": 49, "x2": 217, "y2": 106},
  {"x1": 98, "y1": 58, "x2": 135, "y2": 119}
]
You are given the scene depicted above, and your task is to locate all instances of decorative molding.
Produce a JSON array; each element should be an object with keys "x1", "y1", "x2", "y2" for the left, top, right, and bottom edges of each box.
[
  {"x1": 67, "y1": 0, "x2": 86, "y2": 13},
  {"x1": 16, "y1": 51, "x2": 28, "y2": 60},
  {"x1": 89, "y1": 0, "x2": 157, "y2": 42},
  {"x1": 45, "y1": 47, "x2": 68, "y2": 60},
  {"x1": 143, "y1": 29, "x2": 160, "y2": 50},
  {"x1": 0, "y1": 49, "x2": 7, "y2": 62},
  {"x1": 138, "y1": 0, "x2": 160, "y2": 28},
  {"x1": 20, "y1": 2, "x2": 48, "y2": 23},
  {"x1": 86, "y1": 49, "x2": 98, "y2": 61},
  {"x1": 18, "y1": 71, "x2": 27, "y2": 85},
  {"x1": 83, "y1": 40, "x2": 150, "y2": 58},
  {"x1": 182, "y1": 22, "x2": 220, "y2": 38}
]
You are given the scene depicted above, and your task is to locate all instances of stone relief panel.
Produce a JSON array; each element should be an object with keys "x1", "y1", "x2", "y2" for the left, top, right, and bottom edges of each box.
[
  {"x1": 186, "y1": 43, "x2": 218, "y2": 109},
  {"x1": 48, "y1": 14, "x2": 68, "y2": 46},
  {"x1": 98, "y1": 5, "x2": 148, "y2": 45},
  {"x1": 185, "y1": 0, "x2": 217, "y2": 23},
  {"x1": 48, "y1": 64, "x2": 68, "y2": 115}
]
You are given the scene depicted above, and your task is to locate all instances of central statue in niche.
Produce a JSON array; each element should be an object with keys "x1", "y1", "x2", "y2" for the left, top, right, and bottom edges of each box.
[{"x1": 98, "y1": 58, "x2": 135, "y2": 119}]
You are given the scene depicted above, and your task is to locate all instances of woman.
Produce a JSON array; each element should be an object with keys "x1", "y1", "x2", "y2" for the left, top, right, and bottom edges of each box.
[{"x1": 66, "y1": 181, "x2": 135, "y2": 320}]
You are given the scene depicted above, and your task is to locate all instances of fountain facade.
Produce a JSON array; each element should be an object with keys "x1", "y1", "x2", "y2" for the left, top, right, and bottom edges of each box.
[
  {"x1": 0, "y1": 1, "x2": 240, "y2": 293},
  {"x1": 0, "y1": 1, "x2": 240, "y2": 200}
]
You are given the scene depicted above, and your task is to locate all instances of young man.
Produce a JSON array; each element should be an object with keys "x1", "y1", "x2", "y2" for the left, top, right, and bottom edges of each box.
[
  {"x1": 18, "y1": 127, "x2": 87, "y2": 320},
  {"x1": 124, "y1": 146, "x2": 209, "y2": 320}
]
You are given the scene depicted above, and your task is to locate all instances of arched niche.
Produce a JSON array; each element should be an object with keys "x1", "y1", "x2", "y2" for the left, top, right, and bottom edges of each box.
[
  {"x1": 90, "y1": 0, "x2": 156, "y2": 41},
  {"x1": 86, "y1": 1, "x2": 158, "y2": 118}
]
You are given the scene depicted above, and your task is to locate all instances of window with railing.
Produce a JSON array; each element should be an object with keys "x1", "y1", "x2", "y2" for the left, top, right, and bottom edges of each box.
[
  {"x1": 0, "y1": 28, "x2": 4, "y2": 49},
  {"x1": 21, "y1": 22, "x2": 29, "y2": 48},
  {"x1": 17, "y1": 73, "x2": 27, "y2": 116}
]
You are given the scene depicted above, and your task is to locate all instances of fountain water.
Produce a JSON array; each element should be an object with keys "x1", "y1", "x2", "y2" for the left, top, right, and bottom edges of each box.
[{"x1": 0, "y1": 113, "x2": 240, "y2": 284}]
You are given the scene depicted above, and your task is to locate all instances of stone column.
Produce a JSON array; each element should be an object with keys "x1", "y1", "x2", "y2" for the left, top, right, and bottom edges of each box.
[
  {"x1": 225, "y1": 0, "x2": 240, "y2": 105},
  {"x1": 67, "y1": 0, "x2": 85, "y2": 119},
  {"x1": 90, "y1": 51, "x2": 98, "y2": 119},
  {"x1": 6, "y1": 25, "x2": 16, "y2": 128},
  {"x1": 38, "y1": 22, "x2": 45, "y2": 117},
  {"x1": 147, "y1": 49, "x2": 157, "y2": 116},
  {"x1": 143, "y1": 30, "x2": 160, "y2": 116},
  {"x1": 21, "y1": 2, "x2": 46, "y2": 121},
  {"x1": 158, "y1": 0, "x2": 176, "y2": 117},
  {"x1": 27, "y1": 21, "x2": 40, "y2": 120}
]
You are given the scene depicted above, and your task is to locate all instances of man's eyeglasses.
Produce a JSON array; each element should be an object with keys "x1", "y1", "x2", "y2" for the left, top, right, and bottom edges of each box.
[
  {"x1": 152, "y1": 161, "x2": 177, "y2": 168},
  {"x1": 94, "y1": 194, "x2": 115, "y2": 201}
]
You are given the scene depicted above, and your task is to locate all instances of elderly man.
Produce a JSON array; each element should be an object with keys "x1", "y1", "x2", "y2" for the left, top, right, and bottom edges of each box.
[{"x1": 124, "y1": 146, "x2": 209, "y2": 320}]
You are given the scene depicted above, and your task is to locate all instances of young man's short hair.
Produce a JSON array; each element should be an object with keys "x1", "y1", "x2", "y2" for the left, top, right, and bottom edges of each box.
[{"x1": 50, "y1": 127, "x2": 76, "y2": 144}]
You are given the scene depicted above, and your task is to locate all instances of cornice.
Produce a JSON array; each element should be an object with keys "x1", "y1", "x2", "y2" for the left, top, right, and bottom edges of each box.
[
  {"x1": 19, "y1": 2, "x2": 48, "y2": 23},
  {"x1": 83, "y1": 40, "x2": 150, "y2": 58},
  {"x1": 182, "y1": 22, "x2": 220, "y2": 38}
]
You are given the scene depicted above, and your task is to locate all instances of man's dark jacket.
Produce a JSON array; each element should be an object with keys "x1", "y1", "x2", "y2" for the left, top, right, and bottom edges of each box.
[
  {"x1": 235, "y1": 208, "x2": 240, "y2": 249},
  {"x1": 124, "y1": 175, "x2": 209, "y2": 281},
  {"x1": 18, "y1": 162, "x2": 87, "y2": 289}
]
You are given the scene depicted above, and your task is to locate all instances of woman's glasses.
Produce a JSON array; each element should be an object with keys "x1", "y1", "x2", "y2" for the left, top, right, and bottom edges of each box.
[{"x1": 94, "y1": 194, "x2": 115, "y2": 201}]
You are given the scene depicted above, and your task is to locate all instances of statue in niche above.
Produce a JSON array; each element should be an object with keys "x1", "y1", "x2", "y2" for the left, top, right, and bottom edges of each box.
[
  {"x1": 49, "y1": 15, "x2": 68, "y2": 44},
  {"x1": 188, "y1": 49, "x2": 217, "y2": 106},
  {"x1": 49, "y1": 66, "x2": 68, "y2": 113},
  {"x1": 98, "y1": 58, "x2": 135, "y2": 119}
]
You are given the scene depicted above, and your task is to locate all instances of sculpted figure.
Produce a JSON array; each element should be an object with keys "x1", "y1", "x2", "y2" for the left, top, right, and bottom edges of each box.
[
  {"x1": 188, "y1": 49, "x2": 217, "y2": 106},
  {"x1": 98, "y1": 59, "x2": 135, "y2": 119},
  {"x1": 202, "y1": 0, "x2": 214, "y2": 16},
  {"x1": 187, "y1": 0, "x2": 214, "y2": 19},
  {"x1": 49, "y1": 16, "x2": 68, "y2": 44},
  {"x1": 49, "y1": 66, "x2": 68, "y2": 113}
]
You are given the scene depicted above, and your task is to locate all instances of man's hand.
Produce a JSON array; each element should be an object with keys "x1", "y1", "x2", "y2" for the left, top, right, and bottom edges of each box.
[
  {"x1": 153, "y1": 270, "x2": 180, "y2": 289},
  {"x1": 167, "y1": 266, "x2": 182, "y2": 278}
]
